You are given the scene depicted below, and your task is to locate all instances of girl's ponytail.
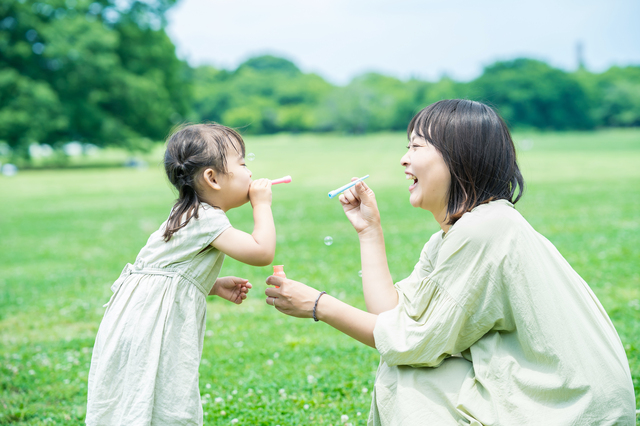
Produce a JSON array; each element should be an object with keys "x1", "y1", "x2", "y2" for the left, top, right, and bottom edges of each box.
[
  {"x1": 162, "y1": 123, "x2": 245, "y2": 242},
  {"x1": 163, "y1": 161, "x2": 201, "y2": 241}
]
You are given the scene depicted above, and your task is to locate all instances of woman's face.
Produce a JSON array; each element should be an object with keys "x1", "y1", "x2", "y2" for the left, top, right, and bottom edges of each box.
[{"x1": 400, "y1": 131, "x2": 451, "y2": 219}]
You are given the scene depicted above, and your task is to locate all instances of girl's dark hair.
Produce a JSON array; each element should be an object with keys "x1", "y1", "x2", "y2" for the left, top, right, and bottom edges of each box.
[
  {"x1": 407, "y1": 99, "x2": 524, "y2": 225},
  {"x1": 163, "y1": 123, "x2": 245, "y2": 242}
]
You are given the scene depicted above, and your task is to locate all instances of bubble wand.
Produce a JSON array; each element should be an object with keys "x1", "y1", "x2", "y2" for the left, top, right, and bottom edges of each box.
[
  {"x1": 270, "y1": 175, "x2": 292, "y2": 185},
  {"x1": 328, "y1": 175, "x2": 369, "y2": 199}
]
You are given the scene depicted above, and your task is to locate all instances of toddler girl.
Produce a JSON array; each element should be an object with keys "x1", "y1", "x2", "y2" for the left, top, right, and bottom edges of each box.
[{"x1": 86, "y1": 123, "x2": 275, "y2": 425}]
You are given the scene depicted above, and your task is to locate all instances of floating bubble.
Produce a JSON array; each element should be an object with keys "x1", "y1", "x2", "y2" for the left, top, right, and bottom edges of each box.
[
  {"x1": 358, "y1": 270, "x2": 363, "y2": 277},
  {"x1": 324, "y1": 236, "x2": 333, "y2": 246},
  {"x1": 1, "y1": 163, "x2": 18, "y2": 177},
  {"x1": 246, "y1": 152, "x2": 255, "y2": 161}
]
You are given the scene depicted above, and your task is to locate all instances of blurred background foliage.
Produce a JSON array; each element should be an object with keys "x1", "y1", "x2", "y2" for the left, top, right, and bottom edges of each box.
[{"x1": 1, "y1": 0, "x2": 640, "y2": 162}]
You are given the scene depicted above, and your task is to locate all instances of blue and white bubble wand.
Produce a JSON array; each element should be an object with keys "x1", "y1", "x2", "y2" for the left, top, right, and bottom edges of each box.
[{"x1": 328, "y1": 175, "x2": 370, "y2": 199}]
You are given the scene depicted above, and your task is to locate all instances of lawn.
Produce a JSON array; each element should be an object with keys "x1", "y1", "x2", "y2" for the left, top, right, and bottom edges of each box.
[{"x1": 1, "y1": 129, "x2": 639, "y2": 425}]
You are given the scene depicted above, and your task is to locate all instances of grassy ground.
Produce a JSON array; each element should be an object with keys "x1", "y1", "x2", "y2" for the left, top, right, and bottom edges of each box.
[{"x1": 0, "y1": 129, "x2": 639, "y2": 425}]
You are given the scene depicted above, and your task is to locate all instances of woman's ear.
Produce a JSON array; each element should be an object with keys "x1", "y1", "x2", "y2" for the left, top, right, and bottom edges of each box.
[{"x1": 202, "y1": 168, "x2": 222, "y2": 191}]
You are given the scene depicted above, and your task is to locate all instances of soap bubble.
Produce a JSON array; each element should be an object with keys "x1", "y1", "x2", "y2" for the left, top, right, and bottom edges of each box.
[
  {"x1": 246, "y1": 153, "x2": 255, "y2": 161},
  {"x1": 324, "y1": 236, "x2": 333, "y2": 246},
  {"x1": 1, "y1": 163, "x2": 18, "y2": 177},
  {"x1": 358, "y1": 270, "x2": 362, "y2": 277}
]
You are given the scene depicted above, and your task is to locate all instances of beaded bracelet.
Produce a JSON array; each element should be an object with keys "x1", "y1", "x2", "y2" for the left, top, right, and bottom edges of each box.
[{"x1": 313, "y1": 291, "x2": 327, "y2": 322}]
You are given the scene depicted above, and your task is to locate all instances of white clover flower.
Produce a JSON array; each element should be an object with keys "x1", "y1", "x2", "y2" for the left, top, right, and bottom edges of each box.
[
  {"x1": 362, "y1": 387, "x2": 368, "y2": 393},
  {"x1": 341, "y1": 414, "x2": 349, "y2": 423},
  {"x1": 221, "y1": 410, "x2": 226, "y2": 415},
  {"x1": 307, "y1": 375, "x2": 315, "y2": 383},
  {"x1": 214, "y1": 397, "x2": 224, "y2": 404},
  {"x1": 231, "y1": 419, "x2": 239, "y2": 424},
  {"x1": 303, "y1": 404, "x2": 310, "y2": 410},
  {"x1": 266, "y1": 359, "x2": 274, "y2": 366},
  {"x1": 206, "y1": 383, "x2": 211, "y2": 389}
]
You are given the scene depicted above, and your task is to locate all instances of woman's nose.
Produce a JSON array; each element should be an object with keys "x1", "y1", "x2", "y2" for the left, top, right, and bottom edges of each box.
[{"x1": 400, "y1": 151, "x2": 410, "y2": 166}]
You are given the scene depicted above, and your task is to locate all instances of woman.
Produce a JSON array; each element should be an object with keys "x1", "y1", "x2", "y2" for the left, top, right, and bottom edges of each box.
[{"x1": 265, "y1": 100, "x2": 636, "y2": 425}]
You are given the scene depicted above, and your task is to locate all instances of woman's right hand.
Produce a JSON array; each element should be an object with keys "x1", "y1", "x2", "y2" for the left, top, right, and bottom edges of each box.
[
  {"x1": 265, "y1": 275, "x2": 320, "y2": 319},
  {"x1": 339, "y1": 180, "x2": 381, "y2": 235}
]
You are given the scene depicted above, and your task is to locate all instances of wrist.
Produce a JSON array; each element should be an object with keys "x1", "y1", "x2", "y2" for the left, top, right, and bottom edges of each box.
[
  {"x1": 312, "y1": 291, "x2": 327, "y2": 322},
  {"x1": 209, "y1": 281, "x2": 219, "y2": 296},
  {"x1": 251, "y1": 200, "x2": 272, "y2": 208},
  {"x1": 358, "y1": 224, "x2": 384, "y2": 241}
]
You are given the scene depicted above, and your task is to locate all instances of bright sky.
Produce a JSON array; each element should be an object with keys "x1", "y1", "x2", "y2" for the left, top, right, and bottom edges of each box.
[{"x1": 166, "y1": 0, "x2": 640, "y2": 85}]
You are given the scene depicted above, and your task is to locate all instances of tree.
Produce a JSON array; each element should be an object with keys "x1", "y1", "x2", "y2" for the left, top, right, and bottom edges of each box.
[
  {"x1": 587, "y1": 66, "x2": 640, "y2": 127},
  {"x1": 316, "y1": 73, "x2": 423, "y2": 133},
  {"x1": 469, "y1": 58, "x2": 594, "y2": 130},
  {"x1": 0, "y1": 0, "x2": 190, "y2": 157},
  {"x1": 191, "y1": 56, "x2": 332, "y2": 133}
]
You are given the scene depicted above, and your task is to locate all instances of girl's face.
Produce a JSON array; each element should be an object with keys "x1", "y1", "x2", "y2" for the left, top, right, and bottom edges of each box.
[
  {"x1": 215, "y1": 150, "x2": 252, "y2": 211},
  {"x1": 400, "y1": 131, "x2": 451, "y2": 220}
]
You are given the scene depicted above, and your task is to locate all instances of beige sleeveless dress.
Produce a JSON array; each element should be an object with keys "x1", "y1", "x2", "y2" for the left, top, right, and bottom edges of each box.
[{"x1": 86, "y1": 203, "x2": 231, "y2": 426}]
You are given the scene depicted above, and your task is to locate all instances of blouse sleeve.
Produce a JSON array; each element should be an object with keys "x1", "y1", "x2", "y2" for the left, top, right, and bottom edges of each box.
[
  {"x1": 374, "y1": 222, "x2": 514, "y2": 367},
  {"x1": 199, "y1": 205, "x2": 232, "y2": 246}
]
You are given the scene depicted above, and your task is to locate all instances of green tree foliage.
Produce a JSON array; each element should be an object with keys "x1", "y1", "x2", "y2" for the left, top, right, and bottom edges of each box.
[
  {"x1": 0, "y1": 0, "x2": 189, "y2": 156},
  {"x1": 2, "y1": 0, "x2": 640, "y2": 156},
  {"x1": 191, "y1": 55, "x2": 332, "y2": 134},
  {"x1": 576, "y1": 66, "x2": 640, "y2": 127},
  {"x1": 468, "y1": 58, "x2": 594, "y2": 130},
  {"x1": 316, "y1": 73, "x2": 421, "y2": 133}
]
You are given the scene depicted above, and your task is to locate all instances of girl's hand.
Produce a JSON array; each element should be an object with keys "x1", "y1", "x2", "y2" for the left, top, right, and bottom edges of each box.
[
  {"x1": 211, "y1": 276, "x2": 252, "y2": 304},
  {"x1": 339, "y1": 180, "x2": 381, "y2": 235},
  {"x1": 249, "y1": 178, "x2": 272, "y2": 207},
  {"x1": 264, "y1": 275, "x2": 320, "y2": 318}
]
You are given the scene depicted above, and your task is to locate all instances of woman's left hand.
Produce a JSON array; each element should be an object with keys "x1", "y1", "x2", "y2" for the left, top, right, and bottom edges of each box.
[{"x1": 265, "y1": 275, "x2": 320, "y2": 318}]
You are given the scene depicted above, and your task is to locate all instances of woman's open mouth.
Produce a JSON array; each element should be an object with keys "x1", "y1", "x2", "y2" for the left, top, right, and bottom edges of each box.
[{"x1": 406, "y1": 173, "x2": 418, "y2": 191}]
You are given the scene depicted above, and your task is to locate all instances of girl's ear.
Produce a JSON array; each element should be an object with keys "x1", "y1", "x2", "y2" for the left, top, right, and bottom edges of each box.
[{"x1": 202, "y1": 168, "x2": 222, "y2": 191}]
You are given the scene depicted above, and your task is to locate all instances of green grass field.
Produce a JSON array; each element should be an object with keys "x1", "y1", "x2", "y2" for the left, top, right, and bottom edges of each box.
[{"x1": 1, "y1": 129, "x2": 639, "y2": 425}]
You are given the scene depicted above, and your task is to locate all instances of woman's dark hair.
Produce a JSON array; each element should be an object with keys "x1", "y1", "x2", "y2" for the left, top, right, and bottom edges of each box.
[
  {"x1": 407, "y1": 99, "x2": 524, "y2": 225},
  {"x1": 163, "y1": 123, "x2": 245, "y2": 242}
]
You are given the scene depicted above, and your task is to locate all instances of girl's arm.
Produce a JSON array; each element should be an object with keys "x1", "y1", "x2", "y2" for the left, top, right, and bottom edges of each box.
[
  {"x1": 339, "y1": 181, "x2": 398, "y2": 314},
  {"x1": 265, "y1": 276, "x2": 377, "y2": 348},
  {"x1": 212, "y1": 179, "x2": 276, "y2": 266}
]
